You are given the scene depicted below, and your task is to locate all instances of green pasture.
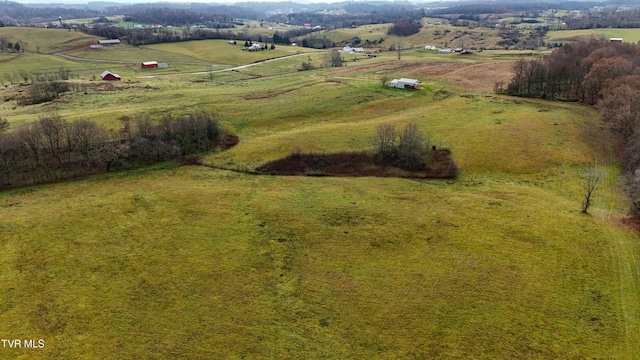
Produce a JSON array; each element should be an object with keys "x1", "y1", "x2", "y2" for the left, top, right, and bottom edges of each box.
[
  {"x1": 1, "y1": 30, "x2": 640, "y2": 358},
  {"x1": 147, "y1": 40, "x2": 309, "y2": 65},
  {"x1": 545, "y1": 28, "x2": 640, "y2": 44},
  {"x1": 322, "y1": 24, "x2": 391, "y2": 45},
  {"x1": 0, "y1": 27, "x2": 98, "y2": 54},
  {"x1": 63, "y1": 40, "x2": 312, "y2": 66},
  {"x1": 596, "y1": 28, "x2": 640, "y2": 43},
  {"x1": 1, "y1": 96, "x2": 637, "y2": 358}
]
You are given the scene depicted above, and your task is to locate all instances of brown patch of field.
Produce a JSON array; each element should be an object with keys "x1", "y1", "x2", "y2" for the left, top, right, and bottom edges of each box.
[
  {"x1": 330, "y1": 60, "x2": 514, "y2": 93},
  {"x1": 256, "y1": 150, "x2": 457, "y2": 179}
]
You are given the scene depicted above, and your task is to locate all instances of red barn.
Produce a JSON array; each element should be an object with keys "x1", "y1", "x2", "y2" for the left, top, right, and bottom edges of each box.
[
  {"x1": 141, "y1": 61, "x2": 158, "y2": 68},
  {"x1": 101, "y1": 70, "x2": 121, "y2": 81}
]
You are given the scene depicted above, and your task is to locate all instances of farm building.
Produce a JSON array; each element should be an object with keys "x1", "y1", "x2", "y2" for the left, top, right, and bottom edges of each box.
[
  {"x1": 610, "y1": 37, "x2": 623, "y2": 43},
  {"x1": 98, "y1": 39, "x2": 120, "y2": 45},
  {"x1": 388, "y1": 78, "x2": 420, "y2": 90},
  {"x1": 342, "y1": 46, "x2": 364, "y2": 53},
  {"x1": 101, "y1": 70, "x2": 121, "y2": 81},
  {"x1": 141, "y1": 61, "x2": 158, "y2": 68}
]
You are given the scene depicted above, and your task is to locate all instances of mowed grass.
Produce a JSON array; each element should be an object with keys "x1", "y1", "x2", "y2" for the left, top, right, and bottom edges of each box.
[
  {"x1": 547, "y1": 28, "x2": 640, "y2": 43},
  {"x1": 0, "y1": 27, "x2": 98, "y2": 53},
  {"x1": 1, "y1": 35, "x2": 640, "y2": 358},
  {"x1": 595, "y1": 28, "x2": 640, "y2": 43}
]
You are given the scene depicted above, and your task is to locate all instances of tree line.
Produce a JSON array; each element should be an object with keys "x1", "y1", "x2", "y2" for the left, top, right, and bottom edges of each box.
[
  {"x1": 0, "y1": 109, "x2": 232, "y2": 189},
  {"x1": 122, "y1": 8, "x2": 232, "y2": 27},
  {"x1": 503, "y1": 38, "x2": 640, "y2": 217}
]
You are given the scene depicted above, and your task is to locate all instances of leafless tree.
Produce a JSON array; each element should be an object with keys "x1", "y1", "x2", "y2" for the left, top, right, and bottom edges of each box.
[
  {"x1": 73, "y1": 120, "x2": 106, "y2": 161},
  {"x1": 327, "y1": 49, "x2": 343, "y2": 67},
  {"x1": 0, "y1": 133, "x2": 23, "y2": 185},
  {"x1": 396, "y1": 39, "x2": 403, "y2": 61},
  {"x1": 39, "y1": 113, "x2": 66, "y2": 167},
  {"x1": 371, "y1": 122, "x2": 398, "y2": 159},
  {"x1": 380, "y1": 75, "x2": 390, "y2": 86},
  {"x1": 58, "y1": 67, "x2": 72, "y2": 80},
  {"x1": 581, "y1": 162, "x2": 603, "y2": 214},
  {"x1": 18, "y1": 70, "x2": 31, "y2": 83},
  {"x1": 398, "y1": 123, "x2": 429, "y2": 170},
  {"x1": 4, "y1": 72, "x2": 17, "y2": 85},
  {"x1": 134, "y1": 116, "x2": 156, "y2": 140},
  {"x1": 15, "y1": 122, "x2": 42, "y2": 166}
]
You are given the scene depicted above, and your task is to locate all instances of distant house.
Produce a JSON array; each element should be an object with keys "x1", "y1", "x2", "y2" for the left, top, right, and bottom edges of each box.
[
  {"x1": 101, "y1": 70, "x2": 121, "y2": 81},
  {"x1": 98, "y1": 39, "x2": 120, "y2": 45},
  {"x1": 342, "y1": 46, "x2": 364, "y2": 53},
  {"x1": 425, "y1": 45, "x2": 437, "y2": 50},
  {"x1": 247, "y1": 43, "x2": 262, "y2": 51},
  {"x1": 610, "y1": 37, "x2": 623, "y2": 43},
  {"x1": 229, "y1": 40, "x2": 236, "y2": 44},
  {"x1": 438, "y1": 48, "x2": 453, "y2": 54},
  {"x1": 141, "y1": 61, "x2": 158, "y2": 69},
  {"x1": 388, "y1": 78, "x2": 420, "y2": 90}
]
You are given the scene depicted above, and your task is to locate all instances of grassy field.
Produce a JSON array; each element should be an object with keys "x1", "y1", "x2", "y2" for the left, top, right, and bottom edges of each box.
[
  {"x1": 547, "y1": 28, "x2": 640, "y2": 43},
  {"x1": 322, "y1": 24, "x2": 506, "y2": 50},
  {"x1": 63, "y1": 40, "x2": 307, "y2": 65},
  {"x1": 1, "y1": 27, "x2": 640, "y2": 358},
  {"x1": 0, "y1": 27, "x2": 98, "y2": 54}
]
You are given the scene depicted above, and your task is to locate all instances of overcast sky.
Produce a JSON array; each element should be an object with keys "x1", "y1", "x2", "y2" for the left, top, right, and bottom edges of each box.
[{"x1": 14, "y1": 0, "x2": 357, "y2": 4}]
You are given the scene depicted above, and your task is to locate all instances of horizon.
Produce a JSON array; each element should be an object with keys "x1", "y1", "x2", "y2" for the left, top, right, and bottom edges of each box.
[{"x1": 10, "y1": 0, "x2": 420, "y2": 4}]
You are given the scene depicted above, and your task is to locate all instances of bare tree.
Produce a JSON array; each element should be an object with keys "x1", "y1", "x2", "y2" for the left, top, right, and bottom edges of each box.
[
  {"x1": 73, "y1": 120, "x2": 106, "y2": 161},
  {"x1": 327, "y1": 49, "x2": 343, "y2": 67},
  {"x1": 380, "y1": 75, "x2": 390, "y2": 86},
  {"x1": 39, "y1": 113, "x2": 66, "y2": 167},
  {"x1": 581, "y1": 163, "x2": 603, "y2": 214},
  {"x1": 4, "y1": 72, "x2": 17, "y2": 85},
  {"x1": 18, "y1": 69, "x2": 31, "y2": 83},
  {"x1": 396, "y1": 39, "x2": 403, "y2": 60},
  {"x1": 398, "y1": 123, "x2": 429, "y2": 170},
  {"x1": 371, "y1": 123, "x2": 398, "y2": 159},
  {"x1": 58, "y1": 67, "x2": 72, "y2": 80},
  {"x1": 15, "y1": 122, "x2": 42, "y2": 166}
]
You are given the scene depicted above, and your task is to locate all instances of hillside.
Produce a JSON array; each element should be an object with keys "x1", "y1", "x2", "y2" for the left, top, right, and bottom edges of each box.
[{"x1": 1, "y1": 26, "x2": 640, "y2": 358}]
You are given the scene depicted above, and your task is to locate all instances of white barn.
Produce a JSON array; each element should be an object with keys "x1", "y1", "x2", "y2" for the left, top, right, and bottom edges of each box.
[{"x1": 388, "y1": 78, "x2": 420, "y2": 90}]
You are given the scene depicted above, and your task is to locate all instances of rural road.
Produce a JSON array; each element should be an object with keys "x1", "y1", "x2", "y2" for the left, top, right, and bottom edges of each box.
[{"x1": 136, "y1": 52, "x2": 312, "y2": 78}]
